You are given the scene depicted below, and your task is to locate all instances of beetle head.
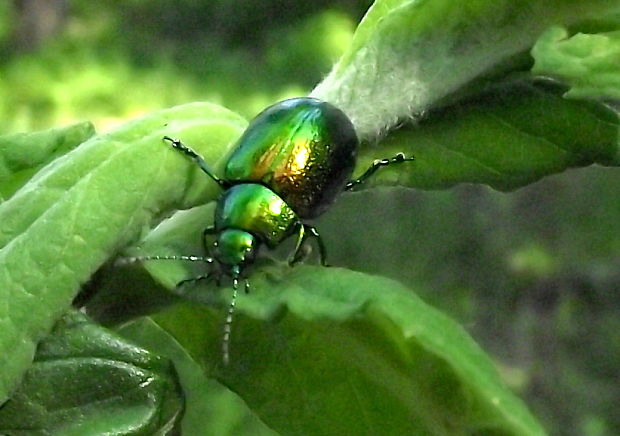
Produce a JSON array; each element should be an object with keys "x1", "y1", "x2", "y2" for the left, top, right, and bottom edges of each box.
[{"x1": 214, "y1": 229, "x2": 258, "y2": 271}]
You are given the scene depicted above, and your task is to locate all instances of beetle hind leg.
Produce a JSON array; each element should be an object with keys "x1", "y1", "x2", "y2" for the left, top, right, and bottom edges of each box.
[{"x1": 344, "y1": 153, "x2": 415, "y2": 191}]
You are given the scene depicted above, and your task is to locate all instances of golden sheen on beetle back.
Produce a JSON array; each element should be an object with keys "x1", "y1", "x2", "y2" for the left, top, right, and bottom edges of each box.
[{"x1": 224, "y1": 98, "x2": 358, "y2": 218}]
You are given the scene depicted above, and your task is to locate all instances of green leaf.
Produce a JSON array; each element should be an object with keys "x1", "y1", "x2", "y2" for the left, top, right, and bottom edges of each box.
[
  {"x1": 532, "y1": 26, "x2": 620, "y2": 100},
  {"x1": 109, "y1": 197, "x2": 544, "y2": 435},
  {"x1": 147, "y1": 268, "x2": 545, "y2": 436},
  {"x1": 311, "y1": 0, "x2": 620, "y2": 139},
  {"x1": 0, "y1": 122, "x2": 95, "y2": 201},
  {"x1": 117, "y1": 317, "x2": 277, "y2": 436},
  {"x1": 0, "y1": 102, "x2": 246, "y2": 405},
  {"x1": 0, "y1": 311, "x2": 184, "y2": 436},
  {"x1": 357, "y1": 81, "x2": 620, "y2": 191}
]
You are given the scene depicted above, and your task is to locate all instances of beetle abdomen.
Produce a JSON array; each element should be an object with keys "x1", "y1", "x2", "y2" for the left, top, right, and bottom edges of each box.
[{"x1": 225, "y1": 98, "x2": 358, "y2": 218}]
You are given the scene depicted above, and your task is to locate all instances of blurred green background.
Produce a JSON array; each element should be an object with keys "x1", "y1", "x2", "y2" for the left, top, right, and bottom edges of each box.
[{"x1": 1, "y1": 1, "x2": 619, "y2": 435}]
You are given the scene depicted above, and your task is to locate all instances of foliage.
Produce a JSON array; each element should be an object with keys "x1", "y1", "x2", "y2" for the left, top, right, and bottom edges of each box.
[
  {"x1": 0, "y1": 2, "x2": 362, "y2": 133},
  {"x1": 0, "y1": 0, "x2": 620, "y2": 435},
  {"x1": 0, "y1": 311, "x2": 183, "y2": 435},
  {"x1": 532, "y1": 24, "x2": 620, "y2": 100}
]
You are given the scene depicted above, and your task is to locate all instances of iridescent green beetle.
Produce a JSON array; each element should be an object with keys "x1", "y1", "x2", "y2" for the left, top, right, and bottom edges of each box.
[
  {"x1": 126, "y1": 97, "x2": 413, "y2": 364},
  {"x1": 209, "y1": 97, "x2": 360, "y2": 269}
]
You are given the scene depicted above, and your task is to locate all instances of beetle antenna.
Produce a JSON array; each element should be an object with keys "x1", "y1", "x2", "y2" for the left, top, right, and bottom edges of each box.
[
  {"x1": 222, "y1": 266, "x2": 251, "y2": 365},
  {"x1": 115, "y1": 255, "x2": 213, "y2": 266},
  {"x1": 222, "y1": 268, "x2": 240, "y2": 366}
]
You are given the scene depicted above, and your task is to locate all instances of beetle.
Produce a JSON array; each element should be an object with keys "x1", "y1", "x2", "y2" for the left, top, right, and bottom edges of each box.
[{"x1": 123, "y1": 97, "x2": 413, "y2": 364}]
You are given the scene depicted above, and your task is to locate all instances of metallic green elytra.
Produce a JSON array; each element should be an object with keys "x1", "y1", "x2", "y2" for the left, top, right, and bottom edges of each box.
[
  {"x1": 225, "y1": 98, "x2": 358, "y2": 218},
  {"x1": 122, "y1": 97, "x2": 414, "y2": 364}
]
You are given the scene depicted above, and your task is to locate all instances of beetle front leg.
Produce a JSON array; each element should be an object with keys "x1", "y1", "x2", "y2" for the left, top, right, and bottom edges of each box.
[
  {"x1": 176, "y1": 271, "x2": 215, "y2": 290},
  {"x1": 163, "y1": 136, "x2": 230, "y2": 189}
]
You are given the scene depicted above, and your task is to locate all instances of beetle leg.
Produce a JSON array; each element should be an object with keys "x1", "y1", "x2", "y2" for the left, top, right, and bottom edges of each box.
[
  {"x1": 163, "y1": 136, "x2": 229, "y2": 189},
  {"x1": 174, "y1": 267, "x2": 222, "y2": 293},
  {"x1": 307, "y1": 226, "x2": 329, "y2": 267},
  {"x1": 289, "y1": 224, "x2": 329, "y2": 267},
  {"x1": 176, "y1": 272, "x2": 212, "y2": 289},
  {"x1": 344, "y1": 153, "x2": 415, "y2": 191},
  {"x1": 289, "y1": 223, "x2": 306, "y2": 266}
]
